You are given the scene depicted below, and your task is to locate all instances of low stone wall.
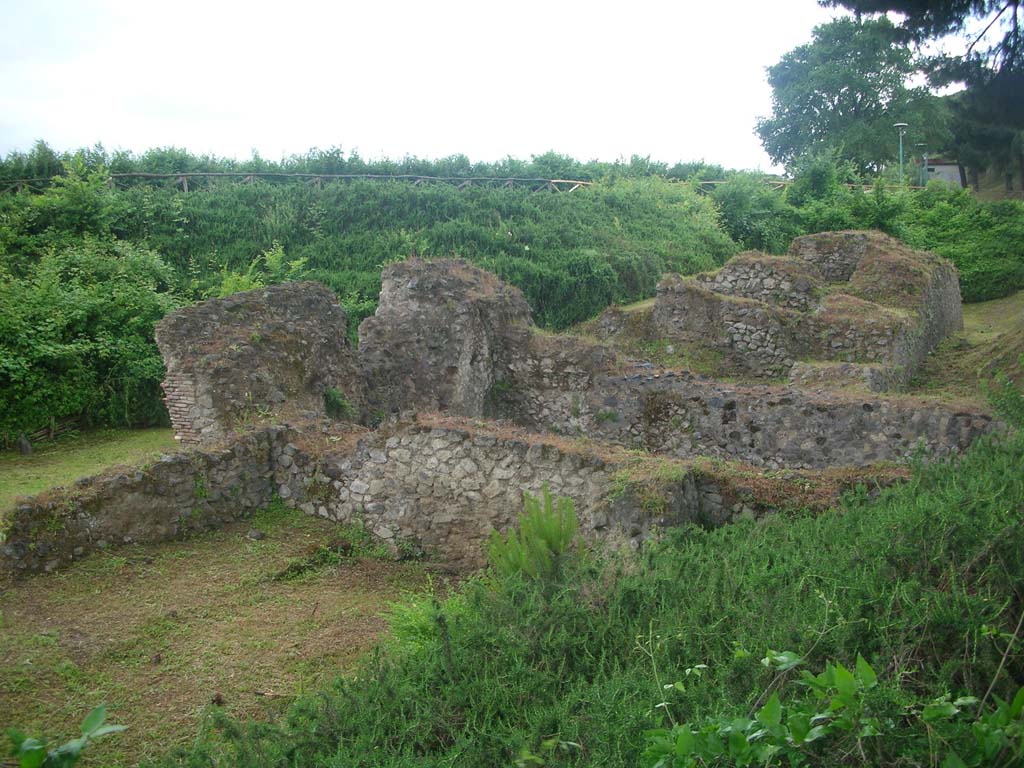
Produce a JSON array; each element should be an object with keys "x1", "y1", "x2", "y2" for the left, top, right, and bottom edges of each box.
[
  {"x1": 788, "y1": 361, "x2": 894, "y2": 393},
  {"x1": 789, "y1": 230, "x2": 872, "y2": 282},
  {"x1": 0, "y1": 428, "x2": 290, "y2": 574},
  {"x1": 648, "y1": 232, "x2": 963, "y2": 391},
  {"x1": 794, "y1": 296, "x2": 910, "y2": 364},
  {"x1": 506, "y1": 370, "x2": 998, "y2": 470},
  {"x1": 155, "y1": 282, "x2": 360, "y2": 444},
  {"x1": 653, "y1": 278, "x2": 795, "y2": 376},
  {"x1": 276, "y1": 423, "x2": 667, "y2": 569},
  {"x1": 0, "y1": 421, "x2": 768, "y2": 575},
  {"x1": 695, "y1": 253, "x2": 822, "y2": 311}
]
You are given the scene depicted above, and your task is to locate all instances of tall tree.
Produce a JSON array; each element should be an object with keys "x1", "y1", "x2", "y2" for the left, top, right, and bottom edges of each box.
[
  {"x1": 825, "y1": 1, "x2": 1023, "y2": 188},
  {"x1": 757, "y1": 17, "x2": 949, "y2": 175}
]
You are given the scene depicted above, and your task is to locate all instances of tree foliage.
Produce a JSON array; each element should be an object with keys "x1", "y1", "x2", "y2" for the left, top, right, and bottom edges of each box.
[
  {"x1": 757, "y1": 17, "x2": 950, "y2": 175},
  {"x1": 0, "y1": 239, "x2": 178, "y2": 437},
  {"x1": 825, "y1": 1, "x2": 1024, "y2": 186}
]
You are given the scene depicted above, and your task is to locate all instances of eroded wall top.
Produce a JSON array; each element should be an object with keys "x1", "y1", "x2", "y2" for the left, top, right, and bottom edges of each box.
[
  {"x1": 358, "y1": 259, "x2": 534, "y2": 418},
  {"x1": 155, "y1": 282, "x2": 361, "y2": 444}
]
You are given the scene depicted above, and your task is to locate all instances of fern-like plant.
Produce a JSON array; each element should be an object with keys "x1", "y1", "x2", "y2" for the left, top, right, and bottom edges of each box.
[{"x1": 487, "y1": 484, "x2": 578, "y2": 580}]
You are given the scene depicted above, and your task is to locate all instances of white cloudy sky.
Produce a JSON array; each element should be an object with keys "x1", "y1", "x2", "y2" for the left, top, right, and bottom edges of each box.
[{"x1": 0, "y1": 0, "x2": 846, "y2": 170}]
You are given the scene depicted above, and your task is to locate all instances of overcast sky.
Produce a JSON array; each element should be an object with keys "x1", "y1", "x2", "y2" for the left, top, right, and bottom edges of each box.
[{"x1": 0, "y1": 0, "x2": 845, "y2": 171}]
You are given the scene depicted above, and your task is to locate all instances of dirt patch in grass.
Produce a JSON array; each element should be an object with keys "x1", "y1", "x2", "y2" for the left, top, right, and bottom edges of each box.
[
  {"x1": 0, "y1": 428, "x2": 178, "y2": 510},
  {"x1": 907, "y1": 290, "x2": 1024, "y2": 402},
  {"x1": 0, "y1": 504, "x2": 453, "y2": 767}
]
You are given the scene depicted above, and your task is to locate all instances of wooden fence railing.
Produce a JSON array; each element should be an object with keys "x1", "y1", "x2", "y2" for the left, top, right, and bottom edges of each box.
[
  {"x1": 1, "y1": 173, "x2": 595, "y2": 195},
  {"x1": 1, "y1": 416, "x2": 81, "y2": 451},
  {"x1": 1, "y1": 172, "x2": 926, "y2": 196}
]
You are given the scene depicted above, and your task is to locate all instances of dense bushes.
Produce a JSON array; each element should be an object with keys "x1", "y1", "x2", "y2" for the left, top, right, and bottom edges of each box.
[
  {"x1": 104, "y1": 174, "x2": 735, "y2": 328},
  {"x1": 0, "y1": 239, "x2": 178, "y2": 438},
  {"x1": 1, "y1": 145, "x2": 1021, "y2": 436},
  {"x1": 146, "y1": 431, "x2": 1024, "y2": 767}
]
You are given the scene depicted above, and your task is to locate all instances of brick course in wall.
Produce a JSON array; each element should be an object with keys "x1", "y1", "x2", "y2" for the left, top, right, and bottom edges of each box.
[{"x1": 155, "y1": 282, "x2": 362, "y2": 445}]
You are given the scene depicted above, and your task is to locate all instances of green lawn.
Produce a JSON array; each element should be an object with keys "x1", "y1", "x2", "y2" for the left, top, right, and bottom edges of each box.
[{"x1": 0, "y1": 428, "x2": 178, "y2": 509}]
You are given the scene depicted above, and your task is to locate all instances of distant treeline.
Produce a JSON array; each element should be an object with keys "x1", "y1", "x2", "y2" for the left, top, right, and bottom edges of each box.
[{"x1": 1, "y1": 143, "x2": 1023, "y2": 437}]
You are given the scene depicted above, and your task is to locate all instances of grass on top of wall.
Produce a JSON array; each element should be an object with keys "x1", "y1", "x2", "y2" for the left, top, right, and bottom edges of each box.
[{"x1": 0, "y1": 428, "x2": 178, "y2": 510}]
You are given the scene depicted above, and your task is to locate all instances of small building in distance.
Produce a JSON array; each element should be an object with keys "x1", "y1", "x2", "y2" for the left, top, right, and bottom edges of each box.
[{"x1": 921, "y1": 155, "x2": 964, "y2": 187}]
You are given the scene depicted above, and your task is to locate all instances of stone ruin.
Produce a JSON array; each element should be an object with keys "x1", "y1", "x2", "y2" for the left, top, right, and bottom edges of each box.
[
  {"x1": 613, "y1": 231, "x2": 964, "y2": 391},
  {"x1": 1, "y1": 231, "x2": 1003, "y2": 575},
  {"x1": 154, "y1": 281, "x2": 363, "y2": 444}
]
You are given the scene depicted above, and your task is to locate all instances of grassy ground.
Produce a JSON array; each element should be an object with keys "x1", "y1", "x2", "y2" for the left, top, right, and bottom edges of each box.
[
  {"x1": 907, "y1": 289, "x2": 1024, "y2": 401},
  {"x1": 0, "y1": 504, "x2": 451, "y2": 766},
  {"x1": 0, "y1": 428, "x2": 178, "y2": 509}
]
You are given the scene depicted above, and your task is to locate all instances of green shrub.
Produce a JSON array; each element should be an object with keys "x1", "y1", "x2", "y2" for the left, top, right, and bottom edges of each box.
[
  {"x1": 988, "y1": 356, "x2": 1024, "y2": 427},
  {"x1": 956, "y1": 258, "x2": 1024, "y2": 302},
  {"x1": 7, "y1": 705, "x2": 125, "y2": 767},
  {"x1": 323, "y1": 387, "x2": 354, "y2": 421},
  {"x1": 0, "y1": 239, "x2": 178, "y2": 437},
  {"x1": 486, "y1": 485, "x2": 578, "y2": 580},
  {"x1": 711, "y1": 172, "x2": 801, "y2": 254}
]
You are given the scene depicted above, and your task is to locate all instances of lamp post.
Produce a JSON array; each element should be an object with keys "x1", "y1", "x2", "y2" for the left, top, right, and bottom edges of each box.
[{"x1": 893, "y1": 122, "x2": 908, "y2": 183}]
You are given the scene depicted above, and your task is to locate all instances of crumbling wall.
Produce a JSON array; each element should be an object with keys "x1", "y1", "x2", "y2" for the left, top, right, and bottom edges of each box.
[
  {"x1": 358, "y1": 259, "x2": 534, "y2": 418},
  {"x1": 505, "y1": 370, "x2": 997, "y2": 470},
  {"x1": 695, "y1": 252, "x2": 822, "y2": 311},
  {"x1": 793, "y1": 296, "x2": 910, "y2": 363},
  {"x1": 0, "y1": 428, "x2": 290, "y2": 574},
  {"x1": 645, "y1": 232, "x2": 963, "y2": 391},
  {"x1": 788, "y1": 230, "x2": 873, "y2": 282},
  {"x1": 652, "y1": 278, "x2": 796, "y2": 376},
  {"x1": 155, "y1": 282, "x2": 360, "y2": 445},
  {"x1": 1, "y1": 422, "x2": 757, "y2": 574},
  {"x1": 272, "y1": 420, "x2": 874, "y2": 569}
]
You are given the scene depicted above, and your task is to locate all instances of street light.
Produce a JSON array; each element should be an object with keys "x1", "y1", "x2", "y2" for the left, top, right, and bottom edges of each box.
[
  {"x1": 894, "y1": 123, "x2": 909, "y2": 183},
  {"x1": 916, "y1": 142, "x2": 928, "y2": 186}
]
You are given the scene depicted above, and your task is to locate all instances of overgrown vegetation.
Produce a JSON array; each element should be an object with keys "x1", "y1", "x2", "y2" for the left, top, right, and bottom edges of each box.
[
  {"x1": 2, "y1": 145, "x2": 1021, "y2": 439},
  {"x1": 132, "y1": 424, "x2": 1024, "y2": 767}
]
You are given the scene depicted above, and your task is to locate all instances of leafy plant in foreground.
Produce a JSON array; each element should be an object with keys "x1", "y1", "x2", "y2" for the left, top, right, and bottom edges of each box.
[
  {"x1": 7, "y1": 705, "x2": 125, "y2": 767},
  {"x1": 643, "y1": 651, "x2": 1024, "y2": 768},
  {"x1": 486, "y1": 485, "x2": 578, "y2": 580}
]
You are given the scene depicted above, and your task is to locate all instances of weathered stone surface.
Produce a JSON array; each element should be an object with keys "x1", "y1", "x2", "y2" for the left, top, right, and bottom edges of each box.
[
  {"x1": 695, "y1": 251, "x2": 823, "y2": 311},
  {"x1": 516, "y1": 371, "x2": 998, "y2": 470},
  {"x1": 6, "y1": 244, "x2": 991, "y2": 576},
  {"x1": 636, "y1": 231, "x2": 963, "y2": 389},
  {"x1": 0, "y1": 428, "x2": 284, "y2": 574},
  {"x1": 358, "y1": 259, "x2": 534, "y2": 418},
  {"x1": 0, "y1": 422, "x2": 714, "y2": 574},
  {"x1": 155, "y1": 282, "x2": 361, "y2": 445}
]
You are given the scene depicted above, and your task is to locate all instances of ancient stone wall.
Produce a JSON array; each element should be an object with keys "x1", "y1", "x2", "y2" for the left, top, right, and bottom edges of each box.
[
  {"x1": 155, "y1": 282, "x2": 360, "y2": 445},
  {"x1": 2, "y1": 421, "x2": 763, "y2": 574},
  {"x1": 504, "y1": 370, "x2": 997, "y2": 470},
  {"x1": 695, "y1": 252, "x2": 822, "y2": 311},
  {"x1": 652, "y1": 278, "x2": 796, "y2": 376},
  {"x1": 646, "y1": 232, "x2": 963, "y2": 390},
  {"x1": 788, "y1": 230, "x2": 873, "y2": 282},
  {"x1": 0, "y1": 428, "x2": 289, "y2": 574},
  {"x1": 269, "y1": 419, "x2": 884, "y2": 569},
  {"x1": 358, "y1": 259, "x2": 534, "y2": 418},
  {"x1": 793, "y1": 296, "x2": 910, "y2": 363}
]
